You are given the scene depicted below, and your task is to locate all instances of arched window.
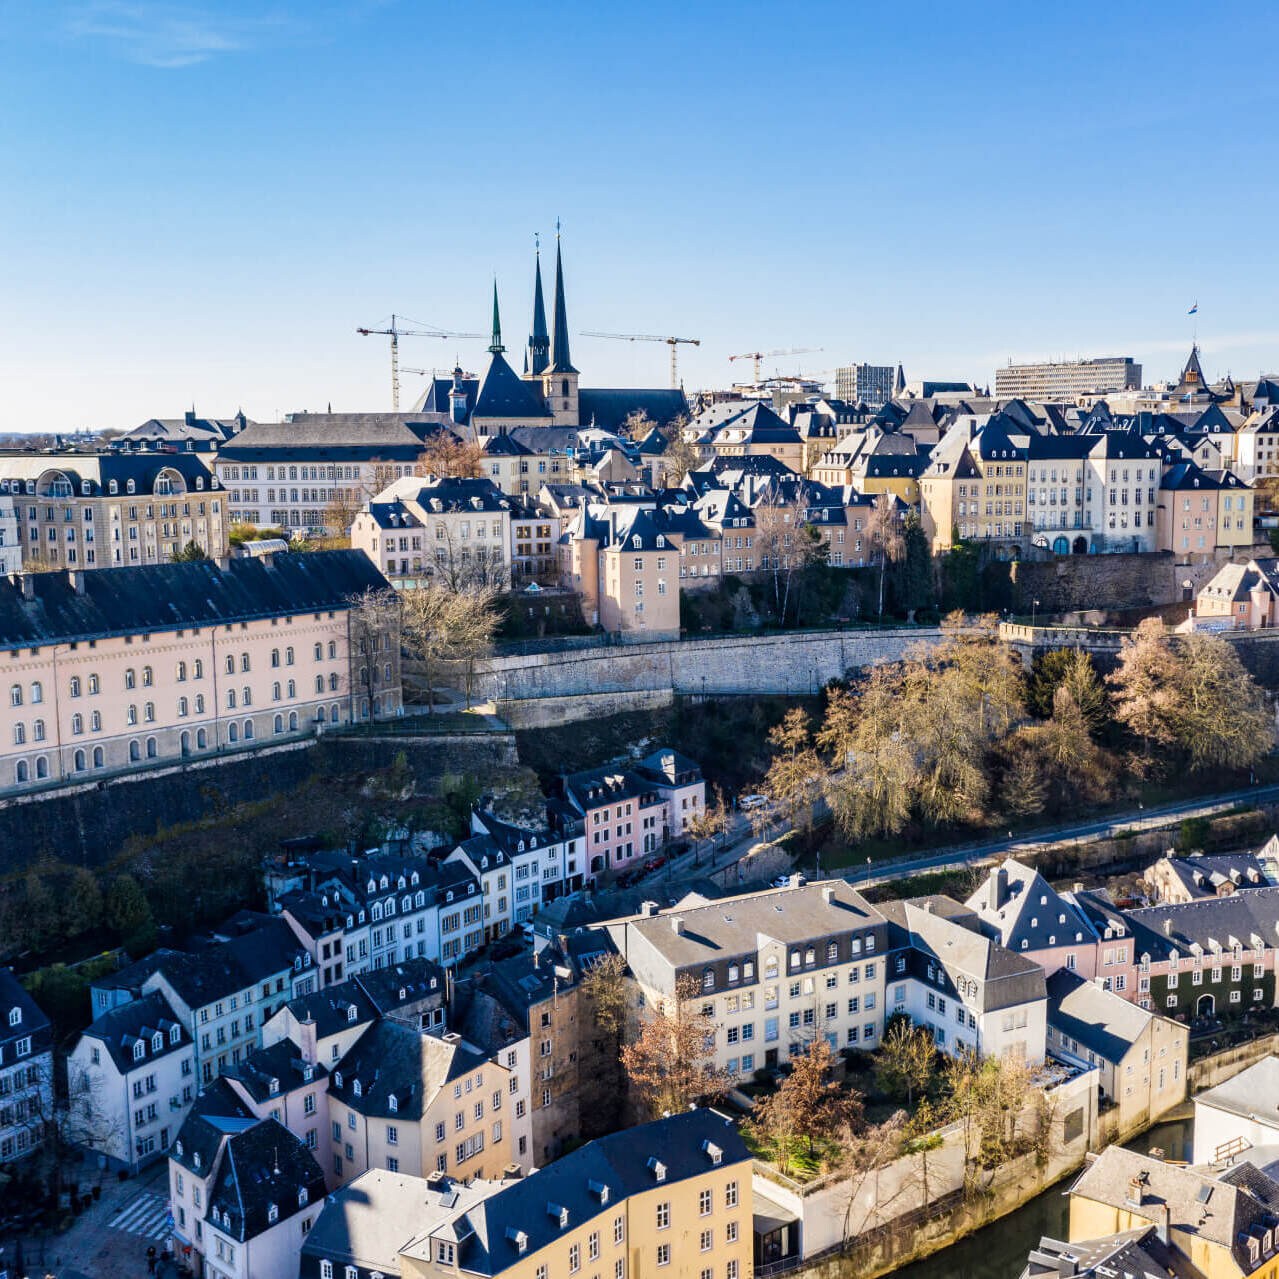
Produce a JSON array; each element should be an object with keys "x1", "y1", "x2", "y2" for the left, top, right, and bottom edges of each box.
[
  {"x1": 13, "y1": 724, "x2": 25, "y2": 745},
  {"x1": 35, "y1": 757, "x2": 48, "y2": 780},
  {"x1": 315, "y1": 676, "x2": 324, "y2": 694},
  {"x1": 92, "y1": 745, "x2": 104, "y2": 768},
  {"x1": 9, "y1": 685, "x2": 21, "y2": 707},
  {"x1": 30, "y1": 681, "x2": 42, "y2": 704},
  {"x1": 328, "y1": 673, "x2": 338, "y2": 691},
  {"x1": 330, "y1": 702, "x2": 339, "y2": 723},
  {"x1": 241, "y1": 686, "x2": 251, "y2": 707},
  {"x1": 328, "y1": 641, "x2": 337, "y2": 659},
  {"x1": 271, "y1": 648, "x2": 280, "y2": 668},
  {"x1": 227, "y1": 689, "x2": 237, "y2": 709},
  {"x1": 127, "y1": 705, "x2": 138, "y2": 725},
  {"x1": 145, "y1": 737, "x2": 157, "y2": 759},
  {"x1": 384, "y1": 663, "x2": 392, "y2": 682},
  {"x1": 71, "y1": 713, "x2": 83, "y2": 735},
  {"x1": 274, "y1": 714, "x2": 284, "y2": 735},
  {"x1": 74, "y1": 749, "x2": 87, "y2": 772},
  {"x1": 69, "y1": 676, "x2": 81, "y2": 698},
  {"x1": 272, "y1": 682, "x2": 281, "y2": 701},
  {"x1": 181, "y1": 731, "x2": 191, "y2": 756},
  {"x1": 108, "y1": 479, "x2": 118, "y2": 495},
  {"x1": 195, "y1": 694, "x2": 205, "y2": 714},
  {"x1": 224, "y1": 655, "x2": 234, "y2": 676},
  {"x1": 228, "y1": 722, "x2": 239, "y2": 743},
  {"x1": 176, "y1": 661, "x2": 187, "y2": 682},
  {"x1": 126, "y1": 478, "x2": 136, "y2": 494},
  {"x1": 142, "y1": 666, "x2": 153, "y2": 687},
  {"x1": 315, "y1": 706, "x2": 325, "y2": 723},
  {"x1": 196, "y1": 728, "x2": 208, "y2": 749},
  {"x1": 285, "y1": 646, "x2": 295, "y2": 665},
  {"x1": 314, "y1": 642, "x2": 323, "y2": 661},
  {"x1": 144, "y1": 702, "x2": 155, "y2": 722},
  {"x1": 90, "y1": 710, "x2": 101, "y2": 732},
  {"x1": 240, "y1": 653, "x2": 250, "y2": 672},
  {"x1": 287, "y1": 680, "x2": 296, "y2": 698},
  {"x1": 178, "y1": 697, "x2": 188, "y2": 717},
  {"x1": 193, "y1": 660, "x2": 203, "y2": 679},
  {"x1": 128, "y1": 740, "x2": 141, "y2": 762},
  {"x1": 243, "y1": 719, "x2": 254, "y2": 741},
  {"x1": 88, "y1": 673, "x2": 99, "y2": 694},
  {"x1": 15, "y1": 761, "x2": 29, "y2": 784},
  {"x1": 124, "y1": 669, "x2": 136, "y2": 690},
  {"x1": 32, "y1": 719, "x2": 44, "y2": 742},
  {"x1": 288, "y1": 711, "x2": 298, "y2": 731}
]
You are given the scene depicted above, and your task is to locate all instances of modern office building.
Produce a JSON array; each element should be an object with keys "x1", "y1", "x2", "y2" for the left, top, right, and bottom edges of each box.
[
  {"x1": 994, "y1": 357, "x2": 1141, "y2": 402},
  {"x1": 835, "y1": 363, "x2": 896, "y2": 409}
]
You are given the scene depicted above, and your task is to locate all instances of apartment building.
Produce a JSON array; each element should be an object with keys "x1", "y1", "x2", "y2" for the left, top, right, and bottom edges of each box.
[
  {"x1": 326, "y1": 1021, "x2": 512, "y2": 1184},
  {"x1": 880, "y1": 896, "x2": 1048, "y2": 1064},
  {"x1": 994, "y1": 356, "x2": 1141, "y2": 401},
  {"x1": 223, "y1": 1039, "x2": 330, "y2": 1174},
  {"x1": 1196, "y1": 558, "x2": 1279, "y2": 629},
  {"x1": 0, "y1": 969, "x2": 53, "y2": 1167},
  {"x1": 835, "y1": 362, "x2": 897, "y2": 409},
  {"x1": 0, "y1": 550, "x2": 399, "y2": 797},
  {"x1": 469, "y1": 808, "x2": 584, "y2": 911},
  {"x1": 1045, "y1": 968, "x2": 1187, "y2": 1135},
  {"x1": 1157, "y1": 461, "x2": 1255, "y2": 558},
  {"x1": 608, "y1": 879, "x2": 887, "y2": 1081},
  {"x1": 169, "y1": 1096, "x2": 327, "y2": 1279},
  {"x1": 300, "y1": 1109, "x2": 751, "y2": 1279},
  {"x1": 0, "y1": 450, "x2": 225, "y2": 568},
  {"x1": 67, "y1": 991, "x2": 195, "y2": 1171},
  {"x1": 0, "y1": 494, "x2": 20, "y2": 575},
  {"x1": 1144, "y1": 852, "x2": 1274, "y2": 904},
  {"x1": 919, "y1": 414, "x2": 1028, "y2": 551}
]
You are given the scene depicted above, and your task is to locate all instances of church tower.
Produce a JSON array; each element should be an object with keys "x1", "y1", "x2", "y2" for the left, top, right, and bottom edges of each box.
[
  {"x1": 524, "y1": 242, "x2": 550, "y2": 379},
  {"x1": 542, "y1": 232, "x2": 580, "y2": 426}
]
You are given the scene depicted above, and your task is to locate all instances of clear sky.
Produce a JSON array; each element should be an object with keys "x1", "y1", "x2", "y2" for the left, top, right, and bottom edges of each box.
[{"x1": 2, "y1": 0, "x2": 1278, "y2": 431}]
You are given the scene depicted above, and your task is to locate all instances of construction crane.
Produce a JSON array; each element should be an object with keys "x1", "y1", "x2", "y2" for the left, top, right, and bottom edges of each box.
[
  {"x1": 729, "y1": 347, "x2": 823, "y2": 384},
  {"x1": 356, "y1": 314, "x2": 482, "y2": 411},
  {"x1": 580, "y1": 331, "x2": 700, "y2": 389}
]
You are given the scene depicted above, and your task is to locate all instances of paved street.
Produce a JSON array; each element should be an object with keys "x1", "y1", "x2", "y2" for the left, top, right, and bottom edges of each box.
[{"x1": 17, "y1": 1161, "x2": 179, "y2": 1279}]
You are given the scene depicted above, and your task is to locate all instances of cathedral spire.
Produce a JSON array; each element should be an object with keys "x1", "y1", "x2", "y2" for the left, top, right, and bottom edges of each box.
[
  {"x1": 489, "y1": 280, "x2": 505, "y2": 355},
  {"x1": 526, "y1": 237, "x2": 549, "y2": 377},
  {"x1": 547, "y1": 228, "x2": 578, "y2": 375}
]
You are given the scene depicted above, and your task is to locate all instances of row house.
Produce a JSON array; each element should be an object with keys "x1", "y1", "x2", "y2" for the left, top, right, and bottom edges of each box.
[
  {"x1": 469, "y1": 808, "x2": 586, "y2": 910},
  {"x1": 0, "y1": 494, "x2": 21, "y2": 575},
  {"x1": 300, "y1": 1110, "x2": 751, "y2": 1279},
  {"x1": 169, "y1": 1089, "x2": 326, "y2": 1279},
  {"x1": 0, "y1": 549, "x2": 399, "y2": 798},
  {"x1": 1157, "y1": 461, "x2": 1254, "y2": 560},
  {"x1": 879, "y1": 896, "x2": 1048, "y2": 1064},
  {"x1": 607, "y1": 878, "x2": 888, "y2": 1082},
  {"x1": 91, "y1": 915, "x2": 307, "y2": 1086},
  {"x1": 683, "y1": 400, "x2": 808, "y2": 472},
  {"x1": 0, "y1": 969, "x2": 53, "y2": 1167},
  {"x1": 67, "y1": 991, "x2": 194, "y2": 1171},
  {"x1": 919, "y1": 413, "x2": 1028, "y2": 551},
  {"x1": 1144, "y1": 851, "x2": 1275, "y2": 904},
  {"x1": 559, "y1": 748, "x2": 705, "y2": 882},
  {"x1": 0, "y1": 450, "x2": 226, "y2": 569},
  {"x1": 224, "y1": 1038, "x2": 330, "y2": 1175}
]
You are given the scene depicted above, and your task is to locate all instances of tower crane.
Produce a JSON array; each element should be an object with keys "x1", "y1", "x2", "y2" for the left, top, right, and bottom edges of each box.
[
  {"x1": 356, "y1": 314, "x2": 483, "y2": 411},
  {"x1": 580, "y1": 331, "x2": 701, "y2": 389},
  {"x1": 729, "y1": 347, "x2": 823, "y2": 384}
]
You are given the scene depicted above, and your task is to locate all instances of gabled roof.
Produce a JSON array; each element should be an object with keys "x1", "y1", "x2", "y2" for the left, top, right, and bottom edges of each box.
[
  {"x1": 966, "y1": 859, "x2": 1096, "y2": 954},
  {"x1": 226, "y1": 1037, "x2": 325, "y2": 1103},
  {"x1": 0, "y1": 968, "x2": 52, "y2": 1059},
  {"x1": 206, "y1": 1118, "x2": 326, "y2": 1243},
  {"x1": 1045, "y1": 967, "x2": 1155, "y2": 1065},
  {"x1": 80, "y1": 991, "x2": 188, "y2": 1074},
  {"x1": 578, "y1": 389, "x2": 688, "y2": 432}
]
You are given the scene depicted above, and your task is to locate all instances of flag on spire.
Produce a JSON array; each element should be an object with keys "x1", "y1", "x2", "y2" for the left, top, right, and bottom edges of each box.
[{"x1": 1188, "y1": 301, "x2": 1199, "y2": 315}]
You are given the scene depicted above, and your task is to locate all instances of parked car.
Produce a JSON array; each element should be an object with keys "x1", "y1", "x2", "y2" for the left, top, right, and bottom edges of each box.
[{"x1": 740, "y1": 794, "x2": 769, "y2": 810}]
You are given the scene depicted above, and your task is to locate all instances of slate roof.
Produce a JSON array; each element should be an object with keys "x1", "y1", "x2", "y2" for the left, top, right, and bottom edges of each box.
[
  {"x1": 1122, "y1": 887, "x2": 1279, "y2": 963},
  {"x1": 560, "y1": 760, "x2": 663, "y2": 813},
  {"x1": 395, "y1": 1110, "x2": 749, "y2": 1276},
  {"x1": 355, "y1": 957, "x2": 447, "y2": 1018},
  {"x1": 473, "y1": 352, "x2": 554, "y2": 420},
  {"x1": 171, "y1": 1079, "x2": 257, "y2": 1177},
  {"x1": 329, "y1": 1022, "x2": 489, "y2": 1121},
  {"x1": 121, "y1": 414, "x2": 250, "y2": 446},
  {"x1": 1156, "y1": 853, "x2": 1272, "y2": 899},
  {"x1": 1045, "y1": 968, "x2": 1153, "y2": 1066},
  {"x1": 965, "y1": 860, "x2": 1096, "y2": 953},
  {"x1": 0, "y1": 450, "x2": 218, "y2": 496},
  {"x1": 0, "y1": 968, "x2": 52, "y2": 1060},
  {"x1": 81, "y1": 991, "x2": 188, "y2": 1074},
  {"x1": 206, "y1": 1118, "x2": 326, "y2": 1243},
  {"x1": 414, "y1": 374, "x2": 480, "y2": 418},
  {"x1": 218, "y1": 413, "x2": 454, "y2": 462},
  {"x1": 226, "y1": 1038, "x2": 325, "y2": 1103},
  {"x1": 578, "y1": 389, "x2": 688, "y2": 432},
  {"x1": 278, "y1": 982, "x2": 378, "y2": 1041},
  {"x1": 1020, "y1": 1227, "x2": 1192, "y2": 1279},
  {"x1": 1070, "y1": 1146, "x2": 1279, "y2": 1273},
  {"x1": 0, "y1": 550, "x2": 390, "y2": 651}
]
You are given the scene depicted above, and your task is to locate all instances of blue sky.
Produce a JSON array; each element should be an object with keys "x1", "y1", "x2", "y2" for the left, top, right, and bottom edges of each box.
[{"x1": 2, "y1": 0, "x2": 1278, "y2": 431}]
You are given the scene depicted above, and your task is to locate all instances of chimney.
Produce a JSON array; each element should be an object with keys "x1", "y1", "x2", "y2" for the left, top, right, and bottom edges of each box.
[
  {"x1": 639, "y1": 901, "x2": 659, "y2": 918},
  {"x1": 991, "y1": 866, "x2": 1009, "y2": 911},
  {"x1": 821, "y1": 884, "x2": 835, "y2": 905},
  {"x1": 670, "y1": 916, "x2": 684, "y2": 936},
  {"x1": 1125, "y1": 1174, "x2": 1145, "y2": 1207},
  {"x1": 67, "y1": 569, "x2": 86, "y2": 596},
  {"x1": 14, "y1": 573, "x2": 35, "y2": 601},
  {"x1": 1153, "y1": 1201, "x2": 1169, "y2": 1245},
  {"x1": 185, "y1": 409, "x2": 196, "y2": 427},
  {"x1": 1164, "y1": 919, "x2": 1173, "y2": 937}
]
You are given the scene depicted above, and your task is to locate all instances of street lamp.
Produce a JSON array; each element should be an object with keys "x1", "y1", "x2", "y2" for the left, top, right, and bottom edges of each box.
[
  {"x1": 865, "y1": 856, "x2": 872, "y2": 883},
  {"x1": 1031, "y1": 598, "x2": 1040, "y2": 628}
]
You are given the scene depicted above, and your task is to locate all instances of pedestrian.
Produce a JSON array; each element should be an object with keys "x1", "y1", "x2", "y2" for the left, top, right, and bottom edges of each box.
[{"x1": 147, "y1": 1242, "x2": 158, "y2": 1274}]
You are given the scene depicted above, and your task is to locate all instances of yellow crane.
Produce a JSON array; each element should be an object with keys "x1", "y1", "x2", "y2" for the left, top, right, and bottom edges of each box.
[
  {"x1": 356, "y1": 314, "x2": 482, "y2": 410},
  {"x1": 729, "y1": 347, "x2": 823, "y2": 384},
  {"x1": 580, "y1": 331, "x2": 701, "y2": 389}
]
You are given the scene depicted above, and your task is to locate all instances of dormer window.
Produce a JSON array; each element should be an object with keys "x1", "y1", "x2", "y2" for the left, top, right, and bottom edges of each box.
[
  {"x1": 194, "y1": 1151, "x2": 201, "y2": 1168},
  {"x1": 152, "y1": 1032, "x2": 162, "y2": 1052},
  {"x1": 353, "y1": 1080, "x2": 362, "y2": 1098},
  {"x1": 334, "y1": 1071, "x2": 343, "y2": 1087},
  {"x1": 169, "y1": 1024, "x2": 180, "y2": 1045},
  {"x1": 269, "y1": 1077, "x2": 280, "y2": 1096},
  {"x1": 7, "y1": 1008, "x2": 20, "y2": 1028},
  {"x1": 389, "y1": 1094, "x2": 398, "y2": 1113},
  {"x1": 267, "y1": 1203, "x2": 279, "y2": 1224},
  {"x1": 347, "y1": 1005, "x2": 357, "y2": 1023},
  {"x1": 133, "y1": 1040, "x2": 145, "y2": 1062},
  {"x1": 648, "y1": 1157, "x2": 667, "y2": 1182}
]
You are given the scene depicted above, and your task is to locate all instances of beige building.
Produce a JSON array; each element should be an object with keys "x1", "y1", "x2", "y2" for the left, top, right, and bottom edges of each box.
[
  {"x1": 607, "y1": 879, "x2": 888, "y2": 1080},
  {"x1": 919, "y1": 415, "x2": 1028, "y2": 551},
  {"x1": 0, "y1": 550, "x2": 398, "y2": 797},
  {"x1": 301, "y1": 1109, "x2": 753, "y2": 1279},
  {"x1": 326, "y1": 1021, "x2": 512, "y2": 1185},
  {"x1": 0, "y1": 451, "x2": 226, "y2": 569},
  {"x1": 1157, "y1": 462, "x2": 1255, "y2": 559}
]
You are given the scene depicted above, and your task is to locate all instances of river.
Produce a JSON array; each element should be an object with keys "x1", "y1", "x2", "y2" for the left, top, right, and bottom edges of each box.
[{"x1": 884, "y1": 1117, "x2": 1193, "y2": 1279}]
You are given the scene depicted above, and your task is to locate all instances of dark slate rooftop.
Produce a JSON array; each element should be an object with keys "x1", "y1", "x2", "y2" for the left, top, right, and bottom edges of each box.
[
  {"x1": 226, "y1": 1037, "x2": 325, "y2": 1103},
  {"x1": 474, "y1": 352, "x2": 554, "y2": 420},
  {"x1": 81, "y1": 990, "x2": 188, "y2": 1075},
  {"x1": 171, "y1": 1079, "x2": 256, "y2": 1177},
  {"x1": 1045, "y1": 968, "x2": 1153, "y2": 1066},
  {"x1": 0, "y1": 550, "x2": 390, "y2": 651},
  {"x1": 207, "y1": 1118, "x2": 326, "y2": 1242},
  {"x1": 0, "y1": 968, "x2": 52, "y2": 1059}
]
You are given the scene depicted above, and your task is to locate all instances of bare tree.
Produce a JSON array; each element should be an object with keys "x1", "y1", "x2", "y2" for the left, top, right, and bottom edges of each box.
[
  {"x1": 417, "y1": 432, "x2": 484, "y2": 479},
  {"x1": 400, "y1": 582, "x2": 501, "y2": 710},
  {"x1": 620, "y1": 973, "x2": 732, "y2": 1121},
  {"x1": 866, "y1": 493, "x2": 904, "y2": 619},
  {"x1": 1175, "y1": 631, "x2": 1274, "y2": 771},
  {"x1": 347, "y1": 587, "x2": 402, "y2": 722},
  {"x1": 656, "y1": 419, "x2": 701, "y2": 487},
  {"x1": 428, "y1": 523, "x2": 510, "y2": 593},
  {"x1": 619, "y1": 409, "x2": 656, "y2": 443},
  {"x1": 763, "y1": 709, "x2": 824, "y2": 835},
  {"x1": 875, "y1": 1016, "x2": 936, "y2": 1108},
  {"x1": 753, "y1": 495, "x2": 826, "y2": 624},
  {"x1": 578, "y1": 953, "x2": 629, "y2": 1138}
]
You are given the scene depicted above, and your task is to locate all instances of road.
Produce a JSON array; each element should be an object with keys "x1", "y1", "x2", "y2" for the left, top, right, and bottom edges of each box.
[{"x1": 636, "y1": 780, "x2": 1279, "y2": 898}]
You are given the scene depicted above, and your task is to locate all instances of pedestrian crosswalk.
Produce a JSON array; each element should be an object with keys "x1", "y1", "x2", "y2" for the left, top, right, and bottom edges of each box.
[{"x1": 107, "y1": 1190, "x2": 171, "y2": 1241}]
